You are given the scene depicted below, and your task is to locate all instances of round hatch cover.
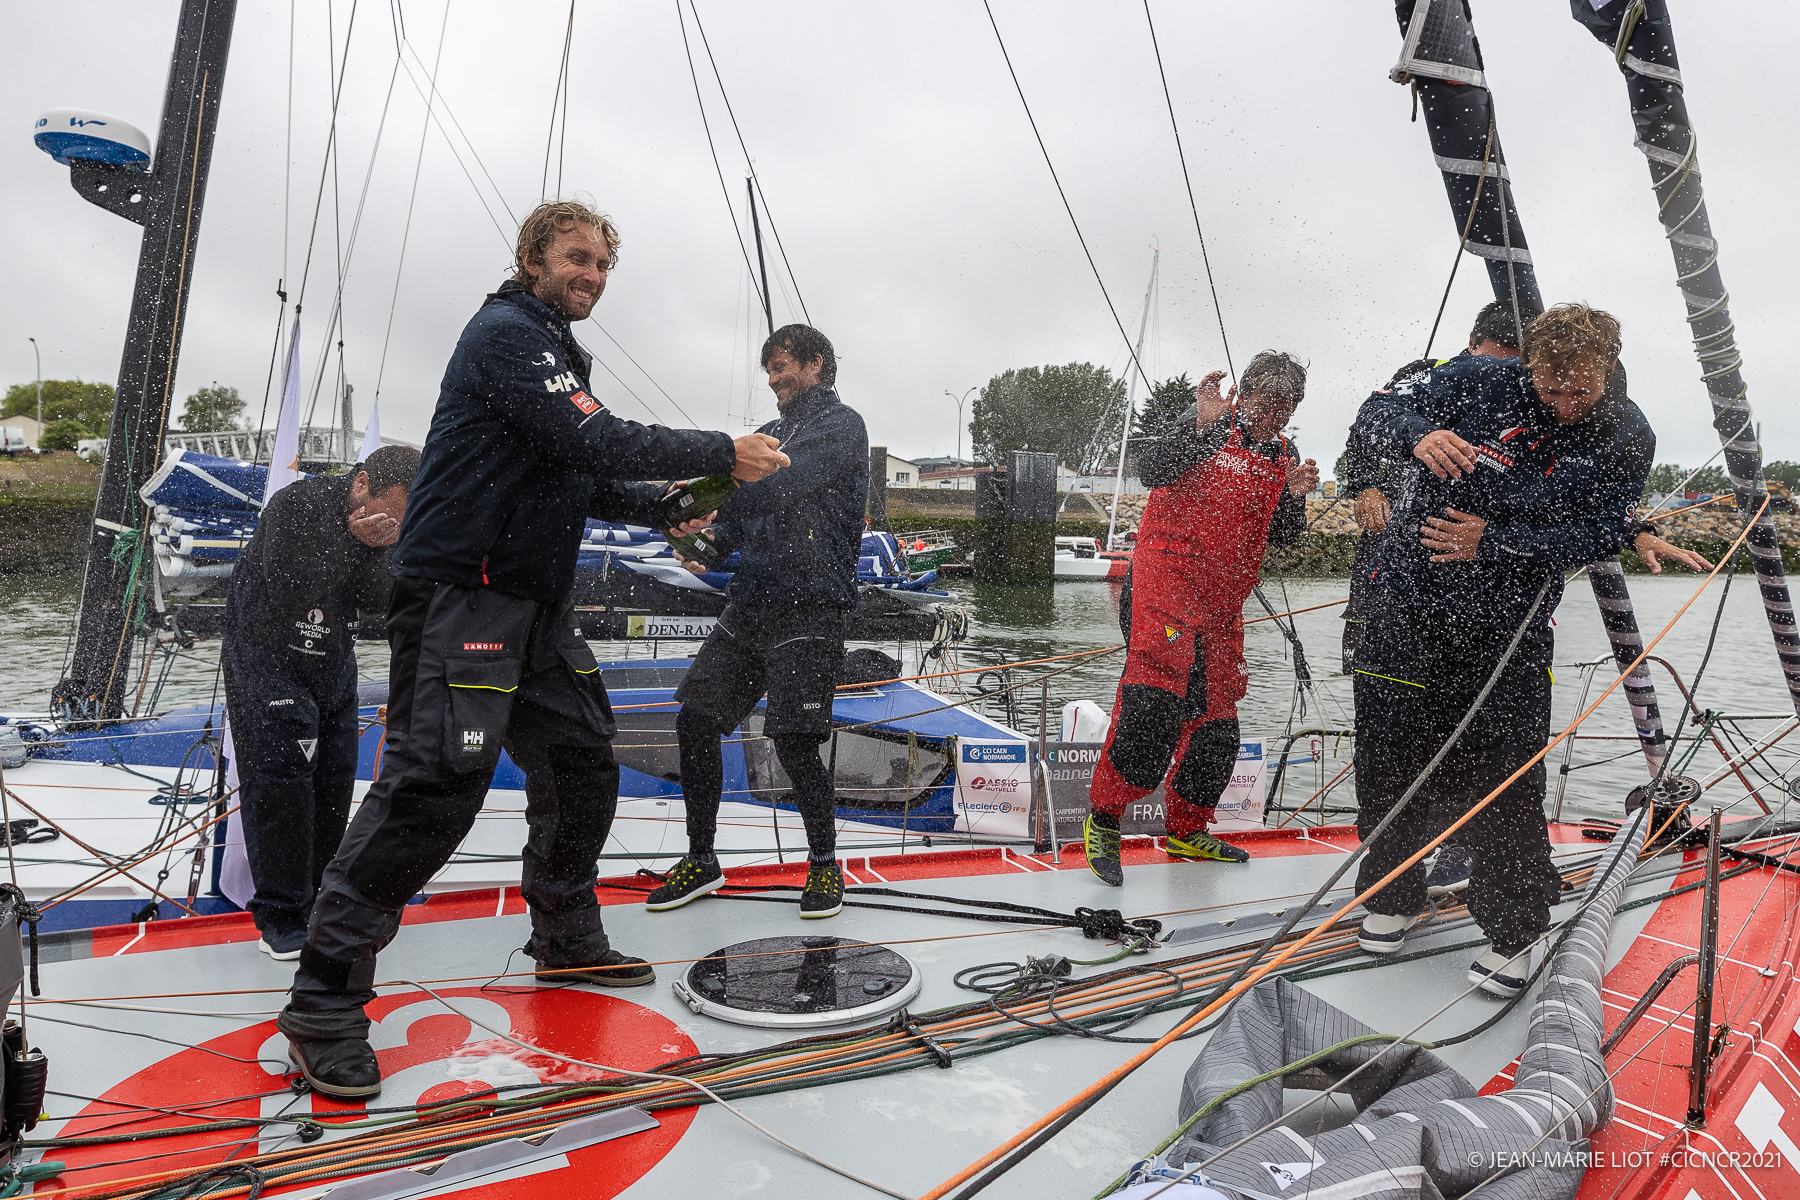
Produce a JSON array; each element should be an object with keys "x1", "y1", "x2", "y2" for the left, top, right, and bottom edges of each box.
[{"x1": 673, "y1": 935, "x2": 922, "y2": 1029}]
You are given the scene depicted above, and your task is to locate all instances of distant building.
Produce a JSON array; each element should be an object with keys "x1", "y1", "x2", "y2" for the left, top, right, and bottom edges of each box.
[
  {"x1": 885, "y1": 453, "x2": 922, "y2": 488},
  {"x1": 2, "y1": 416, "x2": 46, "y2": 449},
  {"x1": 919, "y1": 465, "x2": 994, "y2": 489}
]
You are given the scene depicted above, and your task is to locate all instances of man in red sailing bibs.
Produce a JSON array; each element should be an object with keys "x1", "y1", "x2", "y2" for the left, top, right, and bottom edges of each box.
[{"x1": 1085, "y1": 351, "x2": 1317, "y2": 886}]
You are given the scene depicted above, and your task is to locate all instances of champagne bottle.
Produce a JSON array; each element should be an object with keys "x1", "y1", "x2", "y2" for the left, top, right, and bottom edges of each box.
[
  {"x1": 660, "y1": 473, "x2": 740, "y2": 528},
  {"x1": 668, "y1": 529, "x2": 722, "y2": 571}
]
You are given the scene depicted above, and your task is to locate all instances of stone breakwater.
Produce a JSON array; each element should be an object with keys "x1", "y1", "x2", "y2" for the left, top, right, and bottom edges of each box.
[{"x1": 1269, "y1": 497, "x2": 1800, "y2": 576}]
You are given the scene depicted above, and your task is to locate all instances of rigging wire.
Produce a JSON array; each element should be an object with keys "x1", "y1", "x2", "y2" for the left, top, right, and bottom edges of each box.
[
  {"x1": 295, "y1": 0, "x2": 359, "y2": 313},
  {"x1": 676, "y1": 1, "x2": 769, "y2": 322},
  {"x1": 373, "y1": 0, "x2": 453, "y2": 404},
  {"x1": 982, "y1": 0, "x2": 1153, "y2": 395},
  {"x1": 1141, "y1": 1, "x2": 1234, "y2": 384},
  {"x1": 539, "y1": 0, "x2": 576, "y2": 201},
  {"x1": 304, "y1": 48, "x2": 405, "y2": 432},
  {"x1": 685, "y1": 0, "x2": 811, "y2": 324}
]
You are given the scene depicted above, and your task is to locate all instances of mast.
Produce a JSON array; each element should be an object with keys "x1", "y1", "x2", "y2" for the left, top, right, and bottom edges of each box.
[
  {"x1": 1391, "y1": 0, "x2": 1670, "y2": 774},
  {"x1": 1107, "y1": 250, "x2": 1158, "y2": 550},
  {"x1": 51, "y1": 0, "x2": 238, "y2": 723},
  {"x1": 747, "y1": 175, "x2": 773, "y2": 337},
  {"x1": 1570, "y1": 0, "x2": 1800, "y2": 721}
]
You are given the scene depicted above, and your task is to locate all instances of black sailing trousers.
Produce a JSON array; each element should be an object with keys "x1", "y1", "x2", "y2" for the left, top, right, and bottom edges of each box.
[
  {"x1": 222, "y1": 661, "x2": 359, "y2": 943},
  {"x1": 674, "y1": 603, "x2": 845, "y2": 860},
  {"x1": 1351, "y1": 603, "x2": 1562, "y2": 954},
  {"x1": 289, "y1": 577, "x2": 622, "y2": 1014}
]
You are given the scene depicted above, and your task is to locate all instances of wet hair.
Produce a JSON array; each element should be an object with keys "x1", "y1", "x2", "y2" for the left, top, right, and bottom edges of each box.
[
  {"x1": 760, "y1": 324, "x2": 837, "y2": 387},
  {"x1": 1523, "y1": 303, "x2": 1622, "y2": 376},
  {"x1": 1469, "y1": 300, "x2": 1524, "y2": 352},
  {"x1": 511, "y1": 199, "x2": 620, "y2": 285},
  {"x1": 1238, "y1": 350, "x2": 1306, "y2": 406},
  {"x1": 357, "y1": 445, "x2": 422, "y2": 496}
]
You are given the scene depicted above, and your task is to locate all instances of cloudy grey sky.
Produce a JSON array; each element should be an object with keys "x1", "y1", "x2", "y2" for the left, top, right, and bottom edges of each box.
[{"x1": 3, "y1": 1, "x2": 1797, "y2": 474}]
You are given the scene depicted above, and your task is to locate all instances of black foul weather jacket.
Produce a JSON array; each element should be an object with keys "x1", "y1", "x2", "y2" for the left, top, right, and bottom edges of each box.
[
  {"x1": 222, "y1": 472, "x2": 389, "y2": 701},
  {"x1": 1351, "y1": 353, "x2": 1654, "y2": 637},
  {"x1": 391, "y1": 281, "x2": 738, "y2": 603},
  {"x1": 709, "y1": 385, "x2": 869, "y2": 611}
]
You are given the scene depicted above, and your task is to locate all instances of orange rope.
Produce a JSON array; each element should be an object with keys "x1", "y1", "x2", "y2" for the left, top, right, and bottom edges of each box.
[{"x1": 920, "y1": 496, "x2": 1768, "y2": 1199}]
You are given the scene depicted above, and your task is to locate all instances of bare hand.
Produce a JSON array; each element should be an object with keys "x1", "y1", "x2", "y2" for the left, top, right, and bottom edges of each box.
[
  {"x1": 1353, "y1": 487, "x2": 1391, "y2": 535},
  {"x1": 1194, "y1": 369, "x2": 1234, "y2": 427},
  {"x1": 1414, "y1": 429, "x2": 1479, "y2": 480},
  {"x1": 1421, "y1": 507, "x2": 1486, "y2": 561},
  {"x1": 348, "y1": 506, "x2": 401, "y2": 547},
  {"x1": 1286, "y1": 457, "x2": 1319, "y2": 498},
  {"x1": 662, "y1": 482, "x2": 716, "y2": 536},
  {"x1": 731, "y1": 433, "x2": 789, "y2": 482},
  {"x1": 671, "y1": 527, "x2": 715, "y2": 575},
  {"x1": 1634, "y1": 530, "x2": 1712, "y2": 574}
]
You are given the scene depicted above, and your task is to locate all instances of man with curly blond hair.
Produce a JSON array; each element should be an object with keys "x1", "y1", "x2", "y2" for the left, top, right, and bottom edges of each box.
[
  {"x1": 1346, "y1": 303, "x2": 1655, "y2": 999},
  {"x1": 276, "y1": 200, "x2": 789, "y2": 1099}
]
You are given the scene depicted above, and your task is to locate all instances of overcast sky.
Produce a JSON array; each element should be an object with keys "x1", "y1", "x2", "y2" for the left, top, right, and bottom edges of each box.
[{"x1": 4, "y1": 1, "x2": 1797, "y2": 475}]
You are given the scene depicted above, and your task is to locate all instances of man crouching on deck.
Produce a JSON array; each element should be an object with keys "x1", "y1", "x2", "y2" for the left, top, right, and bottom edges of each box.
[
  {"x1": 1347, "y1": 303, "x2": 1653, "y2": 999},
  {"x1": 1083, "y1": 351, "x2": 1317, "y2": 887}
]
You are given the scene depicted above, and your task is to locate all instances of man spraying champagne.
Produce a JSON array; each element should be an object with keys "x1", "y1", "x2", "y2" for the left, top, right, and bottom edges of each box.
[{"x1": 651, "y1": 324, "x2": 869, "y2": 917}]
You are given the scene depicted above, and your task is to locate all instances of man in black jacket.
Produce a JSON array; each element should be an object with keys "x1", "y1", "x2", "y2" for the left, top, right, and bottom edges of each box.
[
  {"x1": 648, "y1": 324, "x2": 868, "y2": 918},
  {"x1": 1348, "y1": 303, "x2": 1655, "y2": 998},
  {"x1": 276, "y1": 200, "x2": 787, "y2": 1099},
  {"x1": 223, "y1": 445, "x2": 421, "y2": 960}
]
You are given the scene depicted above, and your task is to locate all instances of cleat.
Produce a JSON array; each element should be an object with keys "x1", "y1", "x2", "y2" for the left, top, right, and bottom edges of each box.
[
  {"x1": 1468, "y1": 946, "x2": 1531, "y2": 999},
  {"x1": 1357, "y1": 912, "x2": 1421, "y2": 954},
  {"x1": 799, "y1": 860, "x2": 845, "y2": 918},
  {"x1": 1083, "y1": 815, "x2": 1123, "y2": 887},
  {"x1": 645, "y1": 856, "x2": 725, "y2": 911},
  {"x1": 1165, "y1": 830, "x2": 1250, "y2": 864},
  {"x1": 536, "y1": 948, "x2": 657, "y2": 988},
  {"x1": 1425, "y1": 844, "x2": 1473, "y2": 897}
]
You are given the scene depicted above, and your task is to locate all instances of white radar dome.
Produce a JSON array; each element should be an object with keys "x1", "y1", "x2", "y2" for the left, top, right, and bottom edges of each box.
[{"x1": 33, "y1": 109, "x2": 151, "y2": 171}]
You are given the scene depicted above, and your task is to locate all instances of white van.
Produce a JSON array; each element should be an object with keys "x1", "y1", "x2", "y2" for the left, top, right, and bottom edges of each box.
[{"x1": 1, "y1": 428, "x2": 28, "y2": 456}]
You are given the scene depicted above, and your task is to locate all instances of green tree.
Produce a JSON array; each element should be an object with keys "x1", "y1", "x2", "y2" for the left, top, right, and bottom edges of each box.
[
  {"x1": 1132, "y1": 373, "x2": 1195, "y2": 441},
  {"x1": 39, "y1": 419, "x2": 91, "y2": 452},
  {"x1": 1763, "y1": 461, "x2": 1800, "y2": 490},
  {"x1": 2, "y1": 379, "x2": 114, "y2": 434},
  {"x1": 969, "y1": 363, "x2": 1126, "y2": 473},
  {"x1": 1643, "y1": 463, "x2": 1687, "y2": 496},
  {"x1": 178, "y1": 383, "x2": 245, "y2": 431},
  {"x1": 1688, "y1": 465, "x2": 1731, "y2": 494},
  {"x1": 1334, "y1": 451, "x2": 1351, "y2": 484}
]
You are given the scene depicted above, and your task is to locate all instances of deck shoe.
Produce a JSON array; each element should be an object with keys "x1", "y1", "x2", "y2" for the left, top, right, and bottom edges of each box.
[
  {"x1": 1425, "y1": 844, "x2": 1474, "y2": 897},
  {"x1": 1083, "y1": 814, "x2": 1123, "y2": 887},
  {"x1": 1165, "y1": 830, "x2": 1250, "y2": 864},
  {"x1": 536, "y1": 949, "x2": 657, "y2": 988},
  {"x1": 799, "y1": 860, "x2": 844, "y2": 918},
  {"x1": 1357, "y1": 912, "x2": 1421, "y2": 954},
  {"x1": 277, "y1": 1008, "x2": 380, "y2": 1100},
  {"x1": 645, "y1": 856, "x2": 725, "y2": 911},
  {"x1": 258, "y1": 936, "x2": 304, "y2": 962},
  {"x1": 1468, "y1": 946, "x2": 1531, "y2": 999}
]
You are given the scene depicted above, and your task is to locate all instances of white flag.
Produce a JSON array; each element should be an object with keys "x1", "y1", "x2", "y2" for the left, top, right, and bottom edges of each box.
[
  {"x1": 263, "y1": 312, "x2": 303, "y2": 504},
  {"x1": 357, "y1": 397, "x2": 381, "y2": 464}
]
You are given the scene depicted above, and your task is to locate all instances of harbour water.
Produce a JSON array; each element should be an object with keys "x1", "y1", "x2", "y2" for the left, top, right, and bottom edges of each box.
[{"x1": 2, "y1": 568, "x2": 1792, "y2": 826}]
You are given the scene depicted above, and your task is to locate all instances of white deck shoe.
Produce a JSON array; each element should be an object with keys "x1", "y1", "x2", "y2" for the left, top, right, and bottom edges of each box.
[
  {"x1": 1357, "y1": 912, "x2": 1421, "y2": 954},
  {"x1": 1467, "y1": 947, "x2": 1532, "y2": 998}
]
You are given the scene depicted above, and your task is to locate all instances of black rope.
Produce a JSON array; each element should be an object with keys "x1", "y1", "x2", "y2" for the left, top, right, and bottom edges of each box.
[{"x1": 607, "y1": 872, "x2": 1163, "y2": 940}]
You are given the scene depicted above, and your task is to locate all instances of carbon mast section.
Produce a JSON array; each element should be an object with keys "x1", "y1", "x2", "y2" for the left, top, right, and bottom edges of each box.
[
  {"x1": 1391, "y1": 0, "x2": 1669, "y2": 773},
  {"x1": 54, "y1": 0, "x2": 238, "y2": 723},
  {"x1": 1570, "y1": 0, "x2": 1800, "y2": 720}
]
